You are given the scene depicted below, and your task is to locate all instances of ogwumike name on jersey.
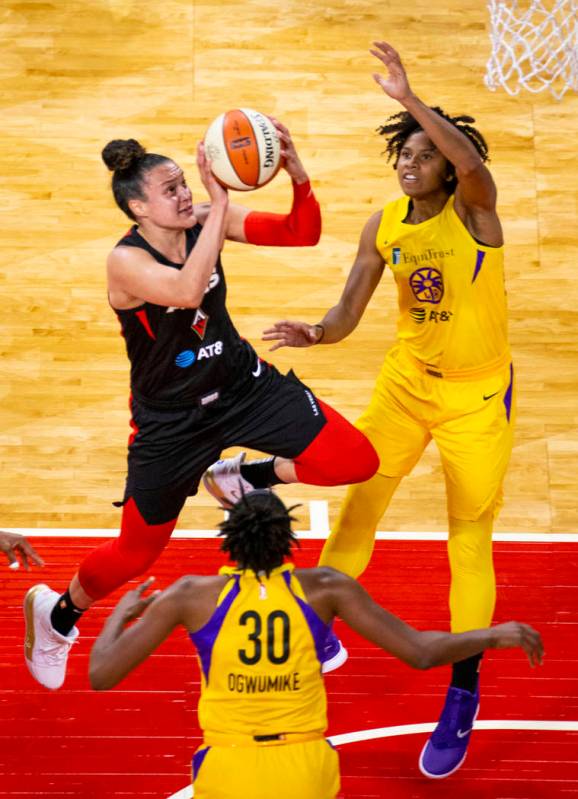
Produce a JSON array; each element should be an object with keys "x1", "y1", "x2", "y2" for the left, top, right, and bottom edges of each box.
[{"x1": 228, "y1": 671, "x2": 301, "y2": 693}]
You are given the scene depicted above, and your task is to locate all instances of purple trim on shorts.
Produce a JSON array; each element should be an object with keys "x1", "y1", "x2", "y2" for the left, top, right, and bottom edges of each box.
[
  {"x1": 282, "y1": 570, "x2": 330, "y2": 665},
  {"x1": 503, "y1": 362, "x2": 514, "y2": 421},
  {"x1": 192, "y1": 745, "x2": 211, "y2": 781},
  {"x1": 190, "y1": 575, "x2": 241, "y2": 683},
  {"x1": 472, "y1": 249, "x2": 486, "y2": 283}
]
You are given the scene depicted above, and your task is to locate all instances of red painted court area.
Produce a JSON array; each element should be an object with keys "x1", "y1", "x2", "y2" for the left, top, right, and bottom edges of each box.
[{"x1": 1, "y1": 537, "x2": 577, "y2": 799}]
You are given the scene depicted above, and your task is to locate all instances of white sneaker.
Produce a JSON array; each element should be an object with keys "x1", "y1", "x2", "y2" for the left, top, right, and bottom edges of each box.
[
  {"x1": 202, "y1": 452, "x2": 255, "y2": 507},
  {"x1": 24, "y1": 584, "x2": 78, "y2": 690}
]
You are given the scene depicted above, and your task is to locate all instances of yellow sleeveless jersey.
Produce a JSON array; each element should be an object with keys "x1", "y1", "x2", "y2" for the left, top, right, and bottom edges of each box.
[
  {"x1": 189, "y1": 564, "x2": 329, "y2": 737},
  {"x1": 376, "y1": 194, "x2": 510, "y2": 375}
]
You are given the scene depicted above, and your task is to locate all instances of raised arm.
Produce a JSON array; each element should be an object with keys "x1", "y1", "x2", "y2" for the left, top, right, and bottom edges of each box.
[
  {"x1": 107, "y1": 143, "x2": 229, "y2": 309},
  {"x1": 370, "y1": 41, "x2": 503, "y2": 245},
  {"x1": 90, "y1": 578, "x2": 181, "y2": 690},
  {"x1": 90, "y1": 575, "x2": 227, "y2": 690},
  {"x1": 262, "y1": 211, "x2": 386, "y2": 350},
  {"x1": 325, "y1": 570, "x2": 543, "y2": 670}
]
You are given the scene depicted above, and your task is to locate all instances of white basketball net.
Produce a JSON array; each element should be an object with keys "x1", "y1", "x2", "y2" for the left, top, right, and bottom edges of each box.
[{"x1": 485, "y1": 0, "x2": 578, "y2": 99}]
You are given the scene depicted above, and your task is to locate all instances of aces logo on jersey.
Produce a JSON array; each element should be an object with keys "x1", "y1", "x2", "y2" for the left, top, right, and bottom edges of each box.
[{"x1": 192, "y1": 308, "x2": 209, "y2": 340}]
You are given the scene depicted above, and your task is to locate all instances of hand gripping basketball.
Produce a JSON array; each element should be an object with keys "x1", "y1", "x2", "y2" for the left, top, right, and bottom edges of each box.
[{"x1": 204, "y1": 108, "x2": 282, "y2": 191}]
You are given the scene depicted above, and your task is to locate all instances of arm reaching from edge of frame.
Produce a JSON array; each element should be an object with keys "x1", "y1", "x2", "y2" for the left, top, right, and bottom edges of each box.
[{"x1": 0, "y1": 531, "x2": 45, "y2": 571}]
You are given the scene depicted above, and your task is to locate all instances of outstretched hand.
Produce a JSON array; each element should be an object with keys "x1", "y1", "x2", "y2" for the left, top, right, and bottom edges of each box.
[
  {"x1": 491, "y1": 621, "x2": 544, "y2": 667},
  {"x1": 370, "y1": 41, "x2": 412, "y2": 102},
  {"x1": 112, "y1": 577, "x2": 161, "y2": 625},
  {"x1": 262, "y1": 320, "x2": 320, "y2": 351}
]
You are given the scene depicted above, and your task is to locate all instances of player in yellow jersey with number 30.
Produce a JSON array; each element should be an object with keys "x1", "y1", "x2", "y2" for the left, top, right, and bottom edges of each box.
[
  {"x1": 90, "y1": 491, "x2": 542, "y2": 798},
  {"x1": 263, "y1": 41, "x2": 515, "y2": 779}
]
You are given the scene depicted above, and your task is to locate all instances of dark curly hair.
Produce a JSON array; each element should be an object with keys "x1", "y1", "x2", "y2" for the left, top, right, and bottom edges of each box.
[
  {"x1": 218, "y1": 490, "x2": 300, "y2": 577},
  {"x1": 101, "y1": 138, "x2": 171, "y2": 220},
  {"x1": 377, "y1": 107, "x2": 490, "y2": 194}
]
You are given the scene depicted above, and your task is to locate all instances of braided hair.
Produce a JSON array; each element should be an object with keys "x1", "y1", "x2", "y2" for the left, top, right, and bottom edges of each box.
[
  {"x1": 218, "y1": 490, "x2": 300, "y2": 577},
  {"x1": 377, "y1": 108, "x2": 490, "y2": 194},
  {"x1": 101, "y1": 138, "x2": 171, "y2": 220}
]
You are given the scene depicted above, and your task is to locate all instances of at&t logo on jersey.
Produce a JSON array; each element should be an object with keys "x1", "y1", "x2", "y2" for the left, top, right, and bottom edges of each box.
[
  {"x1": 409, "y1": 307, "x2": 426, "y2": 324},
  {"x1": 409, "y1": 307, "x2": 453, "y2": 325},
  {"x1": 175, "y1": 350, "x2": 196, "y2": 368},
  {"x1": 409, "y1": 267, "x2": 444, "y2": 304},
  {"x1": 175, "y1": 341, "x2": 223, "y2": 368}
]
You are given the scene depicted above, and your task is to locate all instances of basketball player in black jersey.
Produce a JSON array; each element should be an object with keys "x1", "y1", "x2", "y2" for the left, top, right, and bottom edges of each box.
[{"x1": 24, "y1": 119, "x2": 378, "y2": 690}]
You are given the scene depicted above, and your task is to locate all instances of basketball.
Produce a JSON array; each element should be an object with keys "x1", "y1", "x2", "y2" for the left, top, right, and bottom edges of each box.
[{"x1": 203, "y1": 108, "x2": 281, "y2": 191}]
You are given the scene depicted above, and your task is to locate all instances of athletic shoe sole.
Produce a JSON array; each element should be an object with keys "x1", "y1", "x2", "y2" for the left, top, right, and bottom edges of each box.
[
  {"x1": 321, "y1": 642, "x2": 349, "y2": 674},
  {"x1": 418, "y1": 703, "x2": 480, "y2": 779},
  {"x1": 202, "y1": 470, "x2": 232, "y2": 508},
  {"x1": 418, "y1": 745, "x2": 468, "y2": 779},
  {"x1": 23, "y1": 583, "x2": 49, "y2": 663}
]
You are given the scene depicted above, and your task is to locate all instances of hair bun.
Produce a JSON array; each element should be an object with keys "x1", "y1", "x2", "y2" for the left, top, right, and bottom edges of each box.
[{"x1": 101, "y1": 138, "x2": 146, "y2": 172}]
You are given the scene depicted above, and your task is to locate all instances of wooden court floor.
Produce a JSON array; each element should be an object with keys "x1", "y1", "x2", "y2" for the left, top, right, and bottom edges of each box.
[{"x1": 0, "y1": 0, "x2": 577, "y2": 534}]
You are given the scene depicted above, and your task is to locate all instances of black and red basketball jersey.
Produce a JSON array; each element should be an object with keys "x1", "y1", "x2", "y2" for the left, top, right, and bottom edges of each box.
[{"x1": 113, "y1": 224, "x2": 255, "y2": 407}]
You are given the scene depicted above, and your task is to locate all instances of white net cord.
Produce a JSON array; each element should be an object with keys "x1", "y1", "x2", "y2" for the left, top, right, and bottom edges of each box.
[{"x1": 485, "y1": 0, "x2": 578, "y2": 99}]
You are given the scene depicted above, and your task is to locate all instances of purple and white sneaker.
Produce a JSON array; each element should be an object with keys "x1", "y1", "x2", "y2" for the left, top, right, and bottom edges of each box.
[
  {"x1": 321, "y1": 629, "x2": 348, "y2": 674},
  {"x1": 419, "y1": 686, "x2": 480, "y2": 779}
]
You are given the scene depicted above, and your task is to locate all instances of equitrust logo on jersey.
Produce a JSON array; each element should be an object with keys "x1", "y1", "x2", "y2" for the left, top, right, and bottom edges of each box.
[{"x1": 402, "y1": 247, "x2": 455, "y2": 266}]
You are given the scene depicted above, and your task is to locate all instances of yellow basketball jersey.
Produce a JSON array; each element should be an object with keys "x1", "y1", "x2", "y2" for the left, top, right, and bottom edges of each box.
[
  {"x1": 376, "y1": 194, "x2": 510, "y2": 374},
  {"x1": 190, "y1": 564, "x2": 328, "y2": 737}
]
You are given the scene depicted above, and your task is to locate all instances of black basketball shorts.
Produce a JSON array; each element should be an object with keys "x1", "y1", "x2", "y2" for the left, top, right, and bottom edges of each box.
[{"x1": 121, "y1": 363, "x2": 327, "y2": 524}]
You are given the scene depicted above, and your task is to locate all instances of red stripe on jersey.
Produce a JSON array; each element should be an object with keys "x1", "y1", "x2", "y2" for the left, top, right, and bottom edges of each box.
[{"x1": 135, "y1": 309, "x2": 156, "y2": 340}]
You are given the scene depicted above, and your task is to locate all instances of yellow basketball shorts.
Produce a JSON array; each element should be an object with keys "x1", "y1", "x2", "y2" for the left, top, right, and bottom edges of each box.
[
  {"x1": 192, "y1": 738, "x2": 340, "y2": 799},
  {"x1": 356, "y1": 345, "x2": 516, "y2": 520}
]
